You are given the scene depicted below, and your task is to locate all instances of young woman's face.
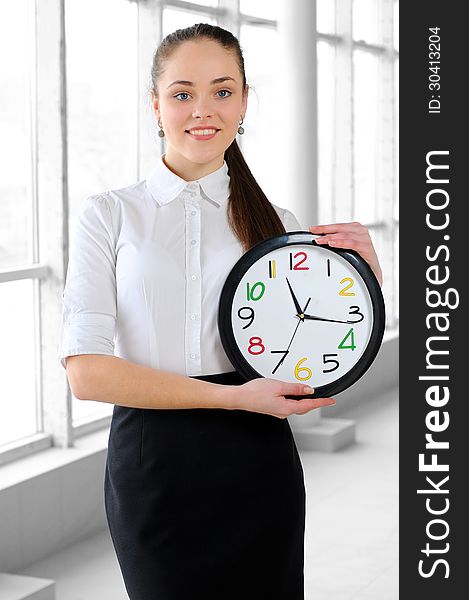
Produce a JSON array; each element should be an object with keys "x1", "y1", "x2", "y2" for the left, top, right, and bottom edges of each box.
[{"x1": 153, "y1": 39, "x2": 248, "y2": 178}]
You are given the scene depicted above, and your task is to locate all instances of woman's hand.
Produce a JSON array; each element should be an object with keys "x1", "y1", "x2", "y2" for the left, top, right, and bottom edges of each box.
[
  {"x1": 309, "y1": 222, "x2": 383, "y2": 287},
  {"x1": 235, "y1": 377, "x2": 335, "y2": 419}
]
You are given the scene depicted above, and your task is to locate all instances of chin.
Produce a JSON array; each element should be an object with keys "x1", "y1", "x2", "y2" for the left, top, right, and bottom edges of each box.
[{"x1": 185, "y1": 148, "x2": 224, "y2": 165}]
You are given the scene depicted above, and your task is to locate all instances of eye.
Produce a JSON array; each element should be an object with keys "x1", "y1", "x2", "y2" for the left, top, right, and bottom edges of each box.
[
  {"x1": 174, "y1": 92, "x2": 191, "y2": 101},
  {"x1": 217, "y1": 89, "x2": 232, "y2": 98}
]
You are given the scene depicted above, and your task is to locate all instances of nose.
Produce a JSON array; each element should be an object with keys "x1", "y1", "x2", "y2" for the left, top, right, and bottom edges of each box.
[{"x1": 191, "y1": 97, "x2": 214, "y2": 120}]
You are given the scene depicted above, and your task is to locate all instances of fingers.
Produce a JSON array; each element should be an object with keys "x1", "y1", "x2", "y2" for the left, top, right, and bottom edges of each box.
[
  {"x1": 287, "y1": 396, "x2": 336, "y2": 414},
  {"x1": 309, "y1": 223, "x2": 383, "y2": 286},
  {"x1": 310, "y1": 222, "x2": 368, "y2": 234},
  {"x1": 310, "y1": 223, "x2": 371, "y2": 246},
  {"x1": 314, "y1": 233, "x2": 369, "y2": 251},
  {"x1": 310, "y1": 223, "x2": 377, "y2": 263},
  {"x1": 278, "y1": 382, "x2": 315, "y2": 397},
  {"x1": 249, "y1": 378, "x2": 336, "y2": 418},
  {"x1": 276, "y1": 382, "x2": 336, "y2": 415}
]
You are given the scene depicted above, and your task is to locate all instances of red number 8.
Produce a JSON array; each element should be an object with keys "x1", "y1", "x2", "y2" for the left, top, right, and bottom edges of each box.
[{"x1": 248, "y1": 336, "x2": 265, "y2": 355}]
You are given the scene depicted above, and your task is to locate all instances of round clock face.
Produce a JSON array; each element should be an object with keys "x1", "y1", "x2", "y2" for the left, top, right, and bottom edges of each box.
[{"x1": 218, "y1": 232, "x2": 385, "y2": 398}]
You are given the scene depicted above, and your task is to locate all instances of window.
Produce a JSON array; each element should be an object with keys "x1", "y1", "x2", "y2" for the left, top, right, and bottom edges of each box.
[
  {"x1": 163, "y1": 7, "x2": 215, "y2": 36},
  {"x1": 317, "y1": 0, "x2": 399, "y2": 329},
  {"x1": 65, "y1": 0, "x2": 139, "y2": 425},
  {"x1": 66, "y1": 0, "x2": 139, "y2": 222},
  {"x1": 353, "y1": 49, "x2": 379, "y2": 223},
  {"x1": 240, "y1": 0, "x2": 279, "y2": 21},
  {"x1": 0, "y1": 0, "x2": 34, "y2": 271},
  {"x1": 317, "y1": 41, "x2": 335, "y2": 221},
  {"x1": 0, "y1": 280, "x2": 39, "y2": 447},
  {"x1": 0, "y1": 0, "x2": 44, "y2": 457},
  {"x1": 239, "y1": 24, "x2": 280, "y2": 204}
]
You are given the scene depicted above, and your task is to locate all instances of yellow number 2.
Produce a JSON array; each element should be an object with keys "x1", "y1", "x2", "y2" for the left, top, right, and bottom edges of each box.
[{"x1": 339, "y1": 277, "x2": 356, "y2": 296}]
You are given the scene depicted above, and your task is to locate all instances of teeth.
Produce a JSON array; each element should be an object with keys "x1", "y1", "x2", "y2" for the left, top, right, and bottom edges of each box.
[{"x1": 188, "y1": 129, "x2": 217, "y2": 136}]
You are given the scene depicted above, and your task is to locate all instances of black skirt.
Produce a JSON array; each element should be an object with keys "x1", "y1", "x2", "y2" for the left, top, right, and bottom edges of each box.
[{"x1": 104, "y1": 372, "x2": 305, "y2": 600}]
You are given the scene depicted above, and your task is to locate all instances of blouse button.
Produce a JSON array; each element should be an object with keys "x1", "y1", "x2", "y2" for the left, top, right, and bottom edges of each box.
[
  {"x1": 191, "y1": 239, "x2": 197, "y2": 246},
  {"x1": 190, "y1": 314, "x2": 197, "y2": 320},
  {"x1": 191, "y1": 274, "x2": 197, "y2": 281},
  {"x1": 190, "y1": 353, "x2": 196, "y2": 359},
  {"x1": 191, "y1": 210, "x2": 197, "y2": 216}
]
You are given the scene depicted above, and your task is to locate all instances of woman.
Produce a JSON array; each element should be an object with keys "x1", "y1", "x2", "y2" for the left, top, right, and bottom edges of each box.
[{"x1": 60, "y1": 23, "x2": 382, "y2": 600}]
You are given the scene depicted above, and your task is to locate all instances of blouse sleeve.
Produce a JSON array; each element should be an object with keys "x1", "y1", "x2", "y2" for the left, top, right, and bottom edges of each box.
[
  {"x1": 282, "y1": 208, "x2": 304, "y2": 232},
  {"x1": 58, "y1": 194, "x2": 117, "y2": 369}
]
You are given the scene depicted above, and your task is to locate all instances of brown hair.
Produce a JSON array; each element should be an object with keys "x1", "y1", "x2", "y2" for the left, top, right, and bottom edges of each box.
[{"x1": 150, "y1": 23, "x2": 286, "y2": 251}]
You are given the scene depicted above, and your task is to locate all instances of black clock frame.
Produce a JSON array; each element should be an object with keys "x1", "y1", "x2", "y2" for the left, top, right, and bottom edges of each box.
[{"x1": 218, "y1": 231, "x2": 386, "y2": 399}]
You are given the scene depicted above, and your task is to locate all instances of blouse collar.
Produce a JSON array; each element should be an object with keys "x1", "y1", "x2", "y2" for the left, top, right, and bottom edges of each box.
[{"x1": 146, "y1": 154, "x2": 230, "y2": 208}]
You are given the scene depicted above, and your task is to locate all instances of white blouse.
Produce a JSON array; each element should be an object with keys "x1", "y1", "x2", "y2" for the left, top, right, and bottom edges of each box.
[{"x1": 58, "y1": 154, "x2": 302, "y2": 376}]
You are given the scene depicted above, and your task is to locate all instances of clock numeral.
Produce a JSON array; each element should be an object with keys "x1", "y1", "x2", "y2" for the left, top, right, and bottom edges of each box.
[
  {"x1": 294, "y1": 357, "x2": 312, "y2": 381},
  {"x1": 270, "y1": 350, "x2": 289, "y2": 374},
  {"x1": 322, "y1": 353, "x2": 340, "y2": 373},
  {"x1": 349, "y1": 305, "x2": 364, "y2": 323},
  {"x1": 338, "y1": 328, "x2": 356, "y2": 351},
  {"x1": 339, "y1": 277, "x2": 356, "y2": 296},
  {"x1": 327, "y1": 258, "x2": 331, "y2": 277},
  {"x1": 248, "y1": 336, "x2": 265, "y2": 355},
  {"x1": 246, "y1": 281, "x2": 265, "y2": 301},
  {"x1": 268, "y1": 260, "x2": 277, "y2": 279},
  {"x1": 237, "y1": 306, "x2": 255, "y2": 329},
  {"x1": 289, "y1": 251, "x2": 309, "y2": 271}
]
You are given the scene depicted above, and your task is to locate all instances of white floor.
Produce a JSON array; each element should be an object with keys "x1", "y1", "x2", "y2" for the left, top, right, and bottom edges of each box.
[{"x1": 19, "y1": 388, "x2": 398, "y2": 600}]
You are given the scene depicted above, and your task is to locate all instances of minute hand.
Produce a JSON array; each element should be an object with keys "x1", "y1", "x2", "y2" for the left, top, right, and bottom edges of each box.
[
  {"x1": 303, "y1": 313, "x2": 359, "y2": 324},
  {"x1": 285, "y1": 277, "x2": 303, "y2": 316}
]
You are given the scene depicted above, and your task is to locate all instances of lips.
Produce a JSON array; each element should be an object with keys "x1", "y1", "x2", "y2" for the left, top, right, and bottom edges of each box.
[
  {"x1": 185, "y1": 128, "x2": 220, "y2": 136},
  {"x1": 185, "y1": 128, "x2": 220, "y2": 141}
]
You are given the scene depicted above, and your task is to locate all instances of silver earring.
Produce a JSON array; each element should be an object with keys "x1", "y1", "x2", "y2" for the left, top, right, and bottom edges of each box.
[
  {"x1": 237, "y1": 117, "x2": 245, "y2": 135},
  {"x1": 158, "y1": 118, "x2": 165, "y2": 138}
]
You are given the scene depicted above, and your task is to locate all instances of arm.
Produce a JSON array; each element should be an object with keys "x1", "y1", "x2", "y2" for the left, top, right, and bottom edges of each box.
[
  {"x1": 65, "y1": 354, "x2": 335, "y2": 418},
  {"x1": 66, "y1": 354, "x2": 235, "y2": 409}
]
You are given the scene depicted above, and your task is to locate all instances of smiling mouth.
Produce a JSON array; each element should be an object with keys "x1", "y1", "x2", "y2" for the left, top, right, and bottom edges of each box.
[{"x1": 185, "y1": 128, "x2": 220, "y2": 136}]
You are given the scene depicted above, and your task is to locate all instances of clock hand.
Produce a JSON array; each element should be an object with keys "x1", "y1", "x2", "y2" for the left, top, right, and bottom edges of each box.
[
  {"x1": 277, "y1": 298, "x2": 311, "y2": 368},
  {"x1": 302, "y1": 297, "x2": 312, "y2": 313},
  {"x1": 285, "y1": 277, "x2": 304, "y2": 318},
  {"x1": 303, "y1": 313, "x2": 359, "y2": 324},
  {"x1": 272, "y1": 298, "x2": 311, "y2": 375},
  {"x1": 285, "y1": 319, "x2": 302, "y2": 353}
]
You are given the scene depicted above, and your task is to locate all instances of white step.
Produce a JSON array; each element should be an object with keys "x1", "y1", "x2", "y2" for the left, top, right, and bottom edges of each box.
[
  {"x1": 292, "y1": 417, "x2": 356, "y2": 452},
  {"x1": 0, "y1": 573, "x2": 55, "y2": 600}
]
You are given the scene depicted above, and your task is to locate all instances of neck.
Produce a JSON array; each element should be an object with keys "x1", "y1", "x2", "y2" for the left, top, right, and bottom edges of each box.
[{"x1": 162, "y1": 151, "x2": 224, "y2": 181}]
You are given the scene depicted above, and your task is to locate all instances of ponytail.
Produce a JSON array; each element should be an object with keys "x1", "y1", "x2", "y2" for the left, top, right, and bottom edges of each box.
[{"x1": 225, "y1": 140, "x2": 286, "y2": 251}]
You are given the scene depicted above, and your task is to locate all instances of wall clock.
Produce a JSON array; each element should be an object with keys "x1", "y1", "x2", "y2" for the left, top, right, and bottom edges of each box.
[{"x1": 218, "y1": 231, "x2": 385, "y2": 399}]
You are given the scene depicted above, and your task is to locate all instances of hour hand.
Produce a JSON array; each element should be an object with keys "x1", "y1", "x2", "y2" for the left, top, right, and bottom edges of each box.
[
  {"x1": 303, "y1": 313, "x2": 356, "y2": 324},
  {"x1": 285, "y1": 277, "x2": 303, "y2": 317}
]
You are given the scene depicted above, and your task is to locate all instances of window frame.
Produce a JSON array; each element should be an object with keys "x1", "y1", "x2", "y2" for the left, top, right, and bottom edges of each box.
[
  {"x1": 317, "y1": 0, "x2": 399, "y2": 329},
  {"x1": 0, "y1": 0, "x2": 70, "y2": 465}
]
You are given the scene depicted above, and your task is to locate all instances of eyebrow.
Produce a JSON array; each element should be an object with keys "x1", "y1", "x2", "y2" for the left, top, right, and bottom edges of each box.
[{"x1": 167, "y1": 76, "x2": 237, "y2": 89}]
